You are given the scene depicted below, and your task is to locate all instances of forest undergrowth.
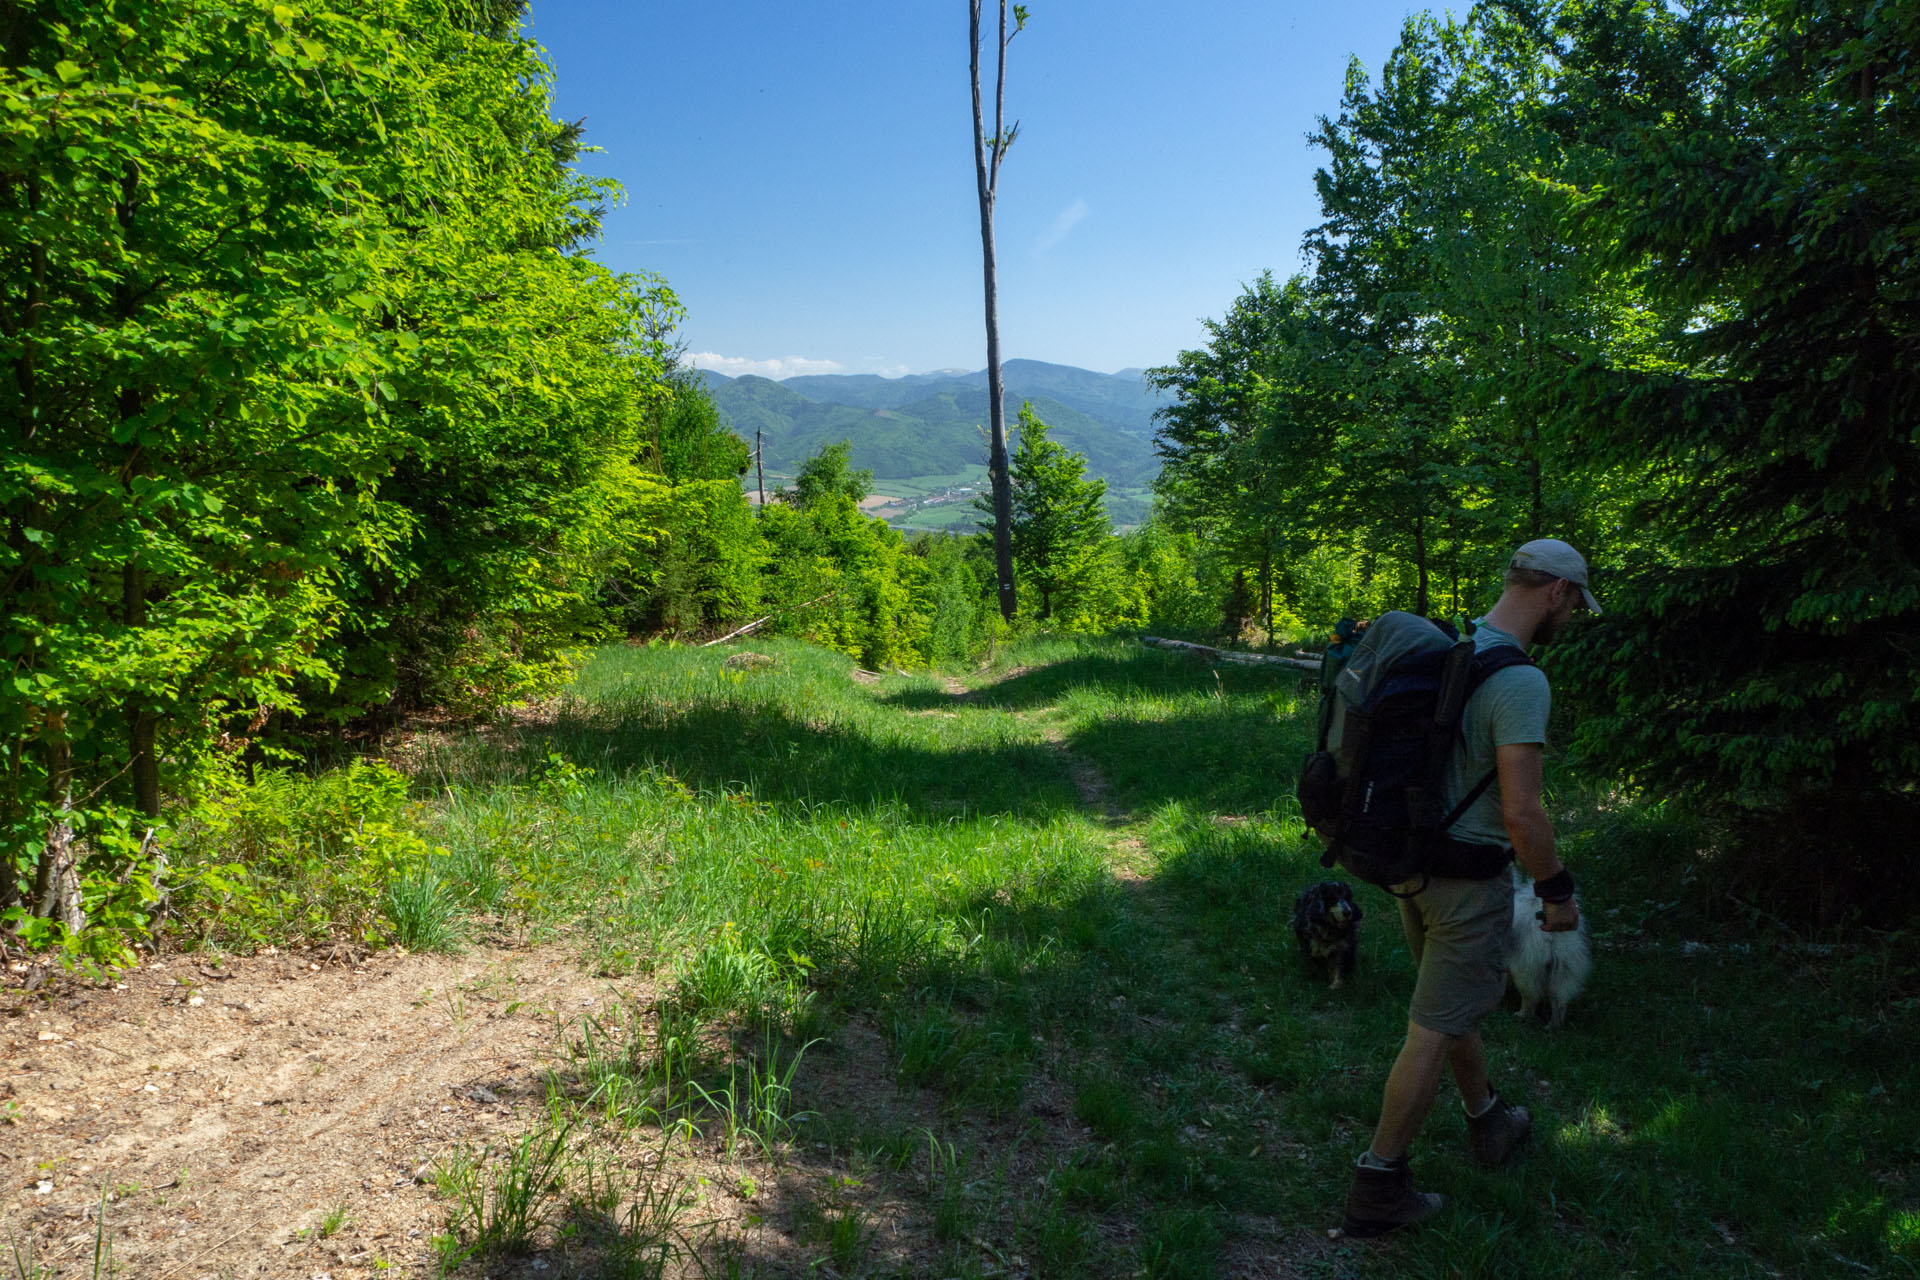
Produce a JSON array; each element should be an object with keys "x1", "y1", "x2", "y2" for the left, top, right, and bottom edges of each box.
[{"x1": 309, "y1": 635, "x2": 1920, "y2": 1278}]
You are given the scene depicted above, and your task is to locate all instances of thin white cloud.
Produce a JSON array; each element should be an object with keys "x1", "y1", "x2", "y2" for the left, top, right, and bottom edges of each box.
[
  {"x1": 1035, "y1": 199, "x2": 1089, "y2": 255},
  {"x1": 688, "y1": 352, "x2": 846, "y2": 379}
]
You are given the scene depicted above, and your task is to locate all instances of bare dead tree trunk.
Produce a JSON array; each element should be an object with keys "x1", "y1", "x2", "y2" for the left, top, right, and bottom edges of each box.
[
  {"x1": 140, "y1": 827, "x2": 170, "y2": 936},
  {"x1": 34, "y1": 711, "x2": 85, "y2": 936},
  {"x1": 971, "y1": 0, "x2": 1024, "y2": 622}
]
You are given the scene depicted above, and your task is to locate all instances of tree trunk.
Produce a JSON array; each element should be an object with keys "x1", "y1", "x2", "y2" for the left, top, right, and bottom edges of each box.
[
  {"x1": 1413, "y1": 513, "x2": 1430, "y2": 617},
  {"x1": 983, "y1": 233, "x2": 1015, "y2": 621},
  {"x1": 0, "y1": 833, "x2": 15, "y2": 913},
  {"x1": 971, "y1": 0, "x2": 1017, "y2": 622},
  {"x1": 1259, "y1": 547, "x2": 1273, "y2": 648},
  {"x1": 33, "y1": 712, "x2": 85, "y2": 936}
]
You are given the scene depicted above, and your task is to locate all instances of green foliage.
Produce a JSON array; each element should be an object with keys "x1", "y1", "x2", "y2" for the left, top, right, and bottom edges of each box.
[
  {"x1": 603, "y1": 471, "x2": 763, "y2": 638},
  {"x1": 1540, "y1": 0, "x2": 1920, "y2": 910},
  {"x1": 644, "y1": 367, "x2": 751, "y2": 484},
  {"x1": 2, "y1": 0, "x2": 421, "y2": 930},
  {"x1": 784, "y1": 439, "x2": 873, "y2": 510},
  {"x1": 753, "y1": 442, "x2": 948, "y2": 668},
  {"x1": 923, "y1": 534, "x2": 988, "y2": 664},
  {"x1": 1149, "y1": 0, "x2": 1920, "y2": 914},
  {"x1": 989, "y1": 405, "x2": 1112, "y2": 624},
  {"x1": 168, "y1": 759, "x2": 440, "y2": 951},
  {"x1": 0, "y1": 0, "x2": 704, "y2": 944}
]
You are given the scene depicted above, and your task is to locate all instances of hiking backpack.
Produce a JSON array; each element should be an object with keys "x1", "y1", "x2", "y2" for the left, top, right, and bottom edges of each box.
[{"x1": 1296, "y1": 611, "x2": 1534, "y2": 892}]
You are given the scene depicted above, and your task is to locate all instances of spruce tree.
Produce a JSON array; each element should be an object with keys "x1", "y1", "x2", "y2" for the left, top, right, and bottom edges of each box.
[
  {"x1": 1549, "y1": 0, "x2": 1920, "y2": 915},
  {"x1": 982, "y1": 405, "x2": 1109, "y2": 622}
]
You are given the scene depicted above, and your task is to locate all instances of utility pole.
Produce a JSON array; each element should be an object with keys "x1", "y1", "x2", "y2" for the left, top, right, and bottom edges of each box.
[{"x1": 971, "y1": 0, "x2": 1027, "y2": 622}]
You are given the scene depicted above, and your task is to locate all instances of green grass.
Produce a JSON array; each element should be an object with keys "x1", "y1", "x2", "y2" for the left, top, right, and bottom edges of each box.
[{"x1": 401, "y1": 634, "x2": 1917, "y2": 1277}]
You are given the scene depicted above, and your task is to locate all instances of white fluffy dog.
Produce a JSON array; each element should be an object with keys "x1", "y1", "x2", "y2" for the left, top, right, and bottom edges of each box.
[{"x1": 1507, "y1": 873, "x2": 1592, "y2": 1028}]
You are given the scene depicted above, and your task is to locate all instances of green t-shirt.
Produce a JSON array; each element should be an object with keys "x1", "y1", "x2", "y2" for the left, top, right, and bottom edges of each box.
[{"x1": 1444, "y1": 619, "x2": 1551, "y2": 848}]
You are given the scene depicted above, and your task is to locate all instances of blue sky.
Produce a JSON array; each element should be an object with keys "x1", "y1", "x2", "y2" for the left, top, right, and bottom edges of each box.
[{"x1": 528, "y1": 2, "x2": 1435, "y2": 378}]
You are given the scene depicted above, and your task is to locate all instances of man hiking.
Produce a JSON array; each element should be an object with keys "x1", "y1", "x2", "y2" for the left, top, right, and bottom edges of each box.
[{"x1": 1341, "y1": 538, "x2": 1599, "y2": 1237}]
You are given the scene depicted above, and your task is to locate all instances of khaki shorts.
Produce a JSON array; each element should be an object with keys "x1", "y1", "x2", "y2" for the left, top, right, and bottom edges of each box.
[{"x1": 1396, "y1": 874, "x2": 1513, "y2": 1037}]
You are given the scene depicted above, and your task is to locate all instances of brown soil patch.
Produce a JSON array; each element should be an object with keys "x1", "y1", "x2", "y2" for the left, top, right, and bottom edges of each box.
[
  {"x1": 0, "y1": 944, "x2": 1113, "y2": 1279},
  {"x1": 1, "y1": 944, "x2": 611, "y2": 1277}
]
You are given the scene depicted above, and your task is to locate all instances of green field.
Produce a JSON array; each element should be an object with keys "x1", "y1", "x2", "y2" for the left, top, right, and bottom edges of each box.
[
  {"x1": 395, "y1": 637, "x2": 1916, "y2": 1277},
  {"x1": 869, "y1": 466, "x2": 990, "y2": 502},
  {"x1": 896, "y1": 504, "x2": 979, "y2": 532}
]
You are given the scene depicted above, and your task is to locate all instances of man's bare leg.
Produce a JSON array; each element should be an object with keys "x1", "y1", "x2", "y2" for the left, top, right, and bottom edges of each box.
[
  {"x1": 1368, "y1": 1021, "x2": 1455, "y2": 1161},
  {"x1": 1449, "y1": 1029, "x2": 1491, "y2": 1116}
]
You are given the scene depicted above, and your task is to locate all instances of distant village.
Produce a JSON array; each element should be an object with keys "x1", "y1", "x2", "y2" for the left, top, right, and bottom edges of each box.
[{"x1": 744, "y1": 475, "x2": 981, "y2": 532}]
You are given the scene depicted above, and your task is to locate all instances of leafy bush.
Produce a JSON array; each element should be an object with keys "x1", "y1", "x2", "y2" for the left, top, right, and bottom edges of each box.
[{"x1": 169, "y1": 760, "x2": 441, "y2": 951}]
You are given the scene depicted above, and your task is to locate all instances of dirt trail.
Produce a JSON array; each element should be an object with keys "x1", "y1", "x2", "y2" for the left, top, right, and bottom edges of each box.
[{"x1": 1, "y1": 943, "x2": 617, "y2": 1277}]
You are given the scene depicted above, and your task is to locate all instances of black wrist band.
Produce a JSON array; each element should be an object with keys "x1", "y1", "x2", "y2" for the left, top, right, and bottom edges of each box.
[{"x1": 1533, "y1": 869, "x2": 1575, "y2": 903}]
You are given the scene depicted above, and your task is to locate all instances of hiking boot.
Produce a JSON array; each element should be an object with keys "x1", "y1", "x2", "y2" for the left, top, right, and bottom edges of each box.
[
  {"x1": 1466, "y1": 1089, "x2": 1532, "y2": 1168},
  {"x1": 1341, "y1": 1156, "x2": 1447, "y2": 1238}
]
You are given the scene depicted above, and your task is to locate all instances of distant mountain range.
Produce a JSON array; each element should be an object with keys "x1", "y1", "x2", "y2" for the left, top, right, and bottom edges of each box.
[{"x1": 700, "y1": 359, "x2": 1170, "y2": 490}]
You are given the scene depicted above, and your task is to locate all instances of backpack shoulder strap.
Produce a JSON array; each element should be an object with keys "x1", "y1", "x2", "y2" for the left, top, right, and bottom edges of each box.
[
  {"x1": 1433, "y1": 644, "x2": 1538, "y2": 834},
  {"x1": 1464, "y1": 643, "x2": 1534, "y2": 694}
]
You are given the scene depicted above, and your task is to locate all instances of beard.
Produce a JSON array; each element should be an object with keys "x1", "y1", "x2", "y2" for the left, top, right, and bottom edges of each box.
[{"x1": 1533, "y1": 600, "x2": 1575, "y2": 646}]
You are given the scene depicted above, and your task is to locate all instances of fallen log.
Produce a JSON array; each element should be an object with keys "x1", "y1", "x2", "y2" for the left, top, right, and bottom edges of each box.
[
  {"x1": 702, "y1": 589, "x2": 843, "y2": 647},
  {"x1": 703, "y1": 613, "x2": 774, "y2": 647},
  {"x1": 1142, "y1": 635, "x2": 1322, "y2": 673}
]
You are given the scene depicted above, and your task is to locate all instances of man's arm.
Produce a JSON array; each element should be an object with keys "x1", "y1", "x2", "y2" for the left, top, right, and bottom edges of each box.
[{"x1": 1496, "y1": 742, "x2": 1578, "y2": 932}]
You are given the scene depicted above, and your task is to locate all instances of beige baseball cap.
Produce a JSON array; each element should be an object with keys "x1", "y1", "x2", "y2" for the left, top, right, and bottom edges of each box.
[{"x1": 1511, "y1": 539, "x2": 1601, "y2": 614}]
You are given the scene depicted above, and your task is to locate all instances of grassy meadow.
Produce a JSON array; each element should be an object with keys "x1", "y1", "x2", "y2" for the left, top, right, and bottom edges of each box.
[{"x1": 390, "y1": 636, "x2": 1915, "y2": 1278}]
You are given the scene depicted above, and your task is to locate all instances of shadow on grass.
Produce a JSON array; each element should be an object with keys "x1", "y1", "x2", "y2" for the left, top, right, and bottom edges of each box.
[
  {"x1": 445, "y1": 700, "x2": 1080, "y2": 821},
  {"x1": 1142, "y1": 810, "x2": 1920, "y2": 1277},
  {"x1": 886, "y1": 647, "x2": 1317, "y2": 715},
  {"x1": 1061, "y1": 709, "x2": 1315, "y2": 818},
  {"x1": 458, "y1": 683, "x2": 1310, "y2": 824},
  {"x1": 880, "y1": 648, "x2": 1321, "y2": 818}
]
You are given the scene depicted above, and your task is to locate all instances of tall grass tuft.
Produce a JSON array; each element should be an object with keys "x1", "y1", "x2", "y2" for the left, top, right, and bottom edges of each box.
[
  {"x1": 382, "y1": 865, "x2": 464, "y2": 952},
  {"x1": 439, "y1": 1122, "x2": 573, "y2": 1260}
]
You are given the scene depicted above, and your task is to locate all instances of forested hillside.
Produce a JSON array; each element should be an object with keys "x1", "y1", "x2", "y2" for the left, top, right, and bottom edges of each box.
[
  {"x1": 705, "y1": 360, "x2": 1164, "y2": 487},
  {"x1": 785, "y1": 359, "x2": 1168, "y2": 434}
]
